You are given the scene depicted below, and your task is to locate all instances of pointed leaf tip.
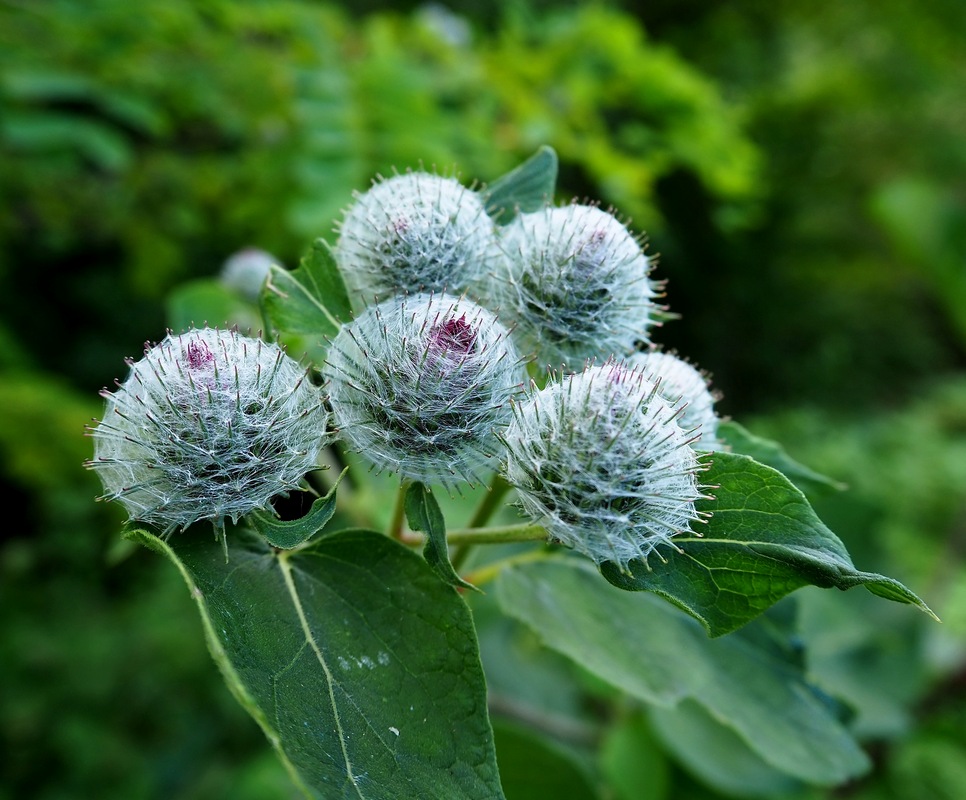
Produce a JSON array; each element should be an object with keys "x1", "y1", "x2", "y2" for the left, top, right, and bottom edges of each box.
[
  {"x1": 405, "y1": 482, "x2": 477, "y2": 591},
  {"x1": 483, "y1": 146, "x2": 558, "y2": 223},
  {"x1": 601, "y1": 452, "x2": 935, "y2": 636}
]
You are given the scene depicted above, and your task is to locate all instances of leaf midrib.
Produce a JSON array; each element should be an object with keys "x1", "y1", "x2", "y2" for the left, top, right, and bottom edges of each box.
[
  {"x1": 268, "y1": 264, "x2": 341, "y2": 331},
  {"x1": 278, "y1": 552, "x2": 364, "y2": 799}
]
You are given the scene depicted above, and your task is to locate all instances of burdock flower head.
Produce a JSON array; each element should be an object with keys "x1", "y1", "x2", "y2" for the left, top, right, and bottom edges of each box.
[
  {"x1": 324, "y1": 293, "x2": 524, "y2": 486},
  {"x1": 501, "y1": 361, "x2": 708, "y2": 569},
  {"x1": 336, "y1": 172, "x2": 500, "y2": 305},
  {"x1": 86, "y1": 328, "x2": 330, "y2": 537},
  {"x1": 629, "y1": 350, "x2": 721, "y2": 450},
  {"x1": 498, "y1": 203, "x2": 661, "y2": 367}
]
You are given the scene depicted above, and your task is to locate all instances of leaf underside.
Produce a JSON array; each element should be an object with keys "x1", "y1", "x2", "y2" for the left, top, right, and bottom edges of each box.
[
  {"x1": 497, "y1": 560, "x2": 870, "y2": 786},
  {"x1": 600, "y1": 452, "x2": 935, "y2": 637},
  {"x1": 126, "y1": 525, "x2": 505, "y2": 800}
]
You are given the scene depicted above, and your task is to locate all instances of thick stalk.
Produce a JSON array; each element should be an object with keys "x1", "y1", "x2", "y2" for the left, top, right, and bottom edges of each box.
[
  {"x1": 387, "y1": 479, "x2": 411, "y2": 540},
  {"x1": 460, "y1": 548, "x2": 550, "y2": 587}
]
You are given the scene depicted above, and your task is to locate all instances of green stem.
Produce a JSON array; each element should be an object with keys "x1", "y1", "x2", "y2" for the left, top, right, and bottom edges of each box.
[
  {"x1": 451, "y1": 474, "x2": 515, "y2": 570},
  {"x1": 461, "y1": 548, "x2": 551, "y2": 587},
  {"x1": 466, "y1": 473, "x2": 512, "y2": 529},
  {"x1": 387, "y1": 479, "x2": 411, "y2": 540},
  {"x1": 447, "y1": 523, "x2": 547, "y2": 546}
]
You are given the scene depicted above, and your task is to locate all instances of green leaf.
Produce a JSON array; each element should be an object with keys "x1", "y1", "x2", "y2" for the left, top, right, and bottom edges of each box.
[
  {"x1": 717, "y1": 420, "x2": 847, "y2": 495},
  {"x1": 260, "y1": 238, "x2": 351, "y2": 362},
  {"x1": 600, "y1": 452, "x2": 936, "y2": 636},
  {"x1": 405, "y1": 482, "x2": 476, "y2": 591},
  {"x1": 483, "y1": 146, "x2": 558, "y2": 223},
  {"x1": 649, "y1": 701, "x2": 805, "y2": 797},
  {"x1": 599, "y1": 713, "x2": 670, "y2": 800},
  {"x1": 126, "y1": 525, "x2": 505, "y2": 800},
  {"x1": 247, "y1": 469, "x2": 346, "y2": 549},
  {"x1": 496, "y1": 560, "x2": 870, "y2": 785},
  {"x1": 492, "y1": 720, "x2": 598, "y2": 800}
]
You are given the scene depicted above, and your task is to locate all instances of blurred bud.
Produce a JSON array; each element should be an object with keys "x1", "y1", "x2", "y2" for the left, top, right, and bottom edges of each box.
[
  {"x1": 629, "y1": 350, "x2": 721, "y2": 450},
  {"x1": 336, "y1": 172, "x2": 499, "y2": 304},
  {"x1": 86, "y1": 328, "x2": 330, "y2": 536},
  {"x1": 325, "y1": 293, "x2": 524, "y2": 486},
  {"x1": 502, "y1": 362, "x2": 707, "y2": 569},
  {"x1": 220, "y1": 247, "x2": 277, "y2": 301},
  {"x1": 499, "y1": 204, "x2": 661, "y2": 367}
]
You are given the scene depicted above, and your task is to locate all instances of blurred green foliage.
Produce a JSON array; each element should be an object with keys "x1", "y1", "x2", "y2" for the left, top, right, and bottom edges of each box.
[
  {"x1": 643, "y1": 0, "x2": 966, "y2": 411},
  {"x1": 0, "y1": 0, "x2": 756, "y2": 390},
  {"x1": 1, "y1": 0, "x2": 965, "y2": 797}
]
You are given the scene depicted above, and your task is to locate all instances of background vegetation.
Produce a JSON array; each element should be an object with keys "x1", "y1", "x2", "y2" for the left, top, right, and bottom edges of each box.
[{"x1": 1, "y1": 0, "x2": 964, "y2": 798}]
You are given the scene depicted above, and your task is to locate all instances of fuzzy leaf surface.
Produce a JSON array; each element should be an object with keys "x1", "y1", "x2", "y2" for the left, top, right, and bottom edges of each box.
[
  {"x1": 600, "y1": 452, "x2": 935, "y2": 636},
  {"x1": 261, "y1": 238, "x2": 351, "y2": 360},
  {"x1": 126, "y1": 525, "x2": 504, "y2": 800},
  {"x1": 497, "y1": 560, "x2": 869, "y2": 785},
  {"x1": 404, "y1": 482, "x2": 475, "y2": 591},
  {"x1": 483, "y1": 146, "x2": 558, "y2": 222},
  {"x1": 247, "y1": 468, "x2": 346, "y2": 549}
]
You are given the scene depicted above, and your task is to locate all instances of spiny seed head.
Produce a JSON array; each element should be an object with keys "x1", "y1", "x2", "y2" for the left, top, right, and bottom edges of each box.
[
  {"x1": 498, "y1": 203, "x2": 661, "y2": 367},
  {"x1": 86, "y1": 328, "x2": 330, "y2": 535},
  {"x1": 325, "y1": 293, "x2": 524, "y2": 487},
  {"x1": 336, "y1": 172, "x2": 500, "y2": 305},
  {"x1": 502, "y1": 362, "x2": 706, "y2": 569},
  {"x1": 629, "y1": 351, "x2": 721, "y2": 450}
]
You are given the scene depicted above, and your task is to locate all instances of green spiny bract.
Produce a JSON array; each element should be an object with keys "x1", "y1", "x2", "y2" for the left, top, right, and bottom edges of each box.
[
  {"x1": 336, "y1": 172, "x2": 500, "y2": 306},
  {"x1": 86, "y1": 328, "x2": 330, "y2": 536},
  {"x1": 498, "y1": 204, "x2": 661, "y2": 368},
  {"x1": 501, "y1": 362, "x2": 708, "y2": 569},
  {"x1": 324, "y1": 293, "x2": 524, "y2": 487}
]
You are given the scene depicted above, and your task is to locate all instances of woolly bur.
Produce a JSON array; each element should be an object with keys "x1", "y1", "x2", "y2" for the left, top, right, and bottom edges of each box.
[
  {"x1": 629, "y1": 350, "x2": 721, "y2": 450},
  {"x1": 501, "y1": 362, "x2": 709, "y2": 570},
  {"x1": 324, "y1": 293, "x2": 525, "y2": 487},
  {"x1": 336, "y1": 172, "x2": 500, "y2": 303},
  {"x1": 85, "y1": 328, "x2": 330, "y2": 538},
  {"x1": 499, "y1": 203, "x2": 661, "y2": 367}
]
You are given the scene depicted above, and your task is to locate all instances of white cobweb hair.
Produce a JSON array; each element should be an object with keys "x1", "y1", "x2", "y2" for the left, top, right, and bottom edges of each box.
[
  {"x1": 627, "y1": 350, "x2": 721, "y2": 450},
  {"x1": 324, "y1": 292, "x2": 525, "y2": 488},
  {"x1": 501, "y1": 361, "x2": 710, "y2": 570},
  {"x1": 86, "y1": 327, "x2": 331, "y2": 538}
]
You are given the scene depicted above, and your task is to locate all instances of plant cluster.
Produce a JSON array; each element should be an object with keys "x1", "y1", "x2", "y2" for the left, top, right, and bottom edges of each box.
[{"x1": 86, "y1": 148, "x2": 935, "y2": 799}]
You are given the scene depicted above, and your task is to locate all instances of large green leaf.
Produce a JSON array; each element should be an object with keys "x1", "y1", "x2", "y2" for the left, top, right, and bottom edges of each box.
[
  {"x1": 649, "y1": 701, "x2": 804, "y2": 797},
  {"x1": 126, "y1": 525, "x2": 505, "y2": 800},
  {"x1": 717, "y1": 420, "x2": 846, "y2": 495},
  {"x1": 496, "y1": 560, "x2": 869, "y2": 785},
  {"x1": 483, "y1": 146, "x2": 558, "y2": 223},
  {"x1": 261, "y1": 238, "x2": 352, "y2": 362},
  {"x1": 600, "y1": 452, "x2": 935, "y2": 636}
]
